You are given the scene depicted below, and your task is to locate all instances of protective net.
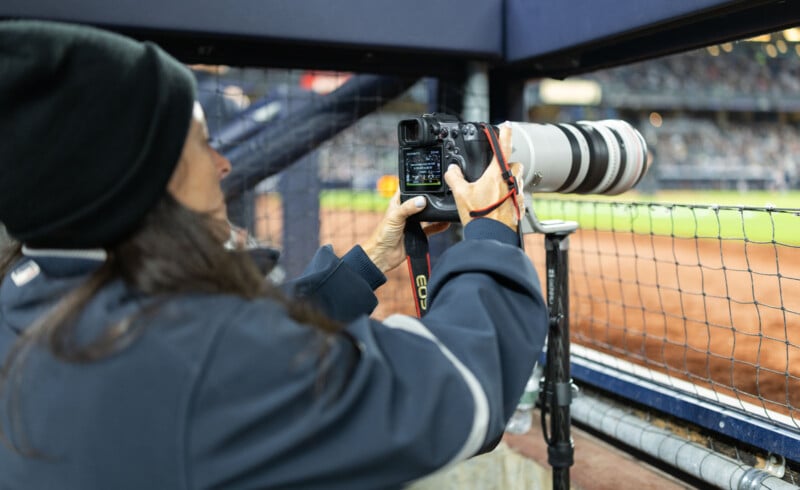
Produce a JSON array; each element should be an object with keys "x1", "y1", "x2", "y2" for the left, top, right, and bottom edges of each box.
[{"x1": 529, "y1": 198, "x2": 800, "y2": 426}]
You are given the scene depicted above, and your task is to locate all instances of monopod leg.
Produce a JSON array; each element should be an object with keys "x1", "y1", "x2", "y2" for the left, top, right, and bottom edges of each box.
[{"x1": 542, "y1": 232, "x2": 575, "y2": 490}]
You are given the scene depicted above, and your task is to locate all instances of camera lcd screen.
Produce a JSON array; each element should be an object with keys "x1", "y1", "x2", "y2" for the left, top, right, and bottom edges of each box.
[{"x1": 403, "y1": 147, "x2": 443, "y2": 190}]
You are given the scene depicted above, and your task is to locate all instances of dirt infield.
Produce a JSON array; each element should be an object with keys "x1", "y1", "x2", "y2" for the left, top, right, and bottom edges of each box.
[
  {"x1": 554, "y1": 230, "x2": 800, "y2": 415},
  {"x1": 256, "y1": 197, "x2": 799, "y2": 417}
]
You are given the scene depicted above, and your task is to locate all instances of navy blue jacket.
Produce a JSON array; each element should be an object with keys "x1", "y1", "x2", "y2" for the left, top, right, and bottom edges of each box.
[{"x1": 0, "y1": 219, "x2": 547, "y2": 490}]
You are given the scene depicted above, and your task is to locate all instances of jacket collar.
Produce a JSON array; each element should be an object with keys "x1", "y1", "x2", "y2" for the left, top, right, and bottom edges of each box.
[
  {"x1": 1, "y1": 248, "x2": 107, "y2": 334},
  {"x1": 22, "y1": 245, "x2": 107, "y2": 261},
  {"x1": 19, "y1": 246, "x2": 107, "y2": 279}
]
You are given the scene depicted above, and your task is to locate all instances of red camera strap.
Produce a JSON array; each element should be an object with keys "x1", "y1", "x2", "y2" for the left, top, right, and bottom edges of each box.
[{"x1": 469, "y1": 124, "x2": 521, "y2": 222}]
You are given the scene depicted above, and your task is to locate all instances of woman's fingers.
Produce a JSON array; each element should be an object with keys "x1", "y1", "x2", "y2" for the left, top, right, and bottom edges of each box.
[{"x1": 422, "y1": 222, "x2": 450, "y2": 237}]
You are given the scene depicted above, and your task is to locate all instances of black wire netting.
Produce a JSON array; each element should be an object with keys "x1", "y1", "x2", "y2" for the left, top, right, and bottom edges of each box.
[{"x1": 526, "y1": 198, "x2": 800, "y2": 428}]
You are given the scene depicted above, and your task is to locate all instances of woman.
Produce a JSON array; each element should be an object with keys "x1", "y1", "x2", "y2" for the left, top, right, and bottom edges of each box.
[{"x1": 0, "y1": 20, "x2": 548, "y2": 490}]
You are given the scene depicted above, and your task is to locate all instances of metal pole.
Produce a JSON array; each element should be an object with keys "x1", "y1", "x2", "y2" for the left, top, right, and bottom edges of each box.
[
  {"x1": 571, "y1": 392, "x2": 797, "y2": 490},
  {"x1": 278, "y1": 152, "x2": 320, "y2": 279},
  {"x1": 542, "y1": 232, "x2": 575, "y2": 490}
]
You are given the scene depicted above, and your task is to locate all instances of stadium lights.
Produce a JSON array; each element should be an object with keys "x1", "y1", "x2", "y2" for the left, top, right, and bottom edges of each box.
[
  {"x1": 539, "y1": 78, "x2": 602, "y2": 106},
  {"x1": 783, "y1": 28, "x2": 800, "y2": 42},
  {"x1": 766, "y1": 44, "x2": 779, "y2": 58},
  {"x1": 649, "y1": 112, "x2": 663, "y2": 128},
  {"x1": 745, "y1": 34, "x2": 772, "y2": 42}
]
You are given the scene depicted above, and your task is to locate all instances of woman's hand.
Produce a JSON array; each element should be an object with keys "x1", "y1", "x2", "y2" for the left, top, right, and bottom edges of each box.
[
  {"x1": 444, "y1": 125, "x2": 524, "y2": 230},
  {"x1": 362, "y1": 193, "x2": 449, "y2": 273}
]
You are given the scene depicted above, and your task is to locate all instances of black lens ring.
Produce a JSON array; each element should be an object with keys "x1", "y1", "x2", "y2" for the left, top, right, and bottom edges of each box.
[
  {"x1": 572, "y1": 123, "x2": 609, "y2": 194},
  {"x1": 605, "y1": 125, "x2": 627, "y2": 192},
  {"x1": 554, "y1": 124, "x2": 583, "y2": 193}
]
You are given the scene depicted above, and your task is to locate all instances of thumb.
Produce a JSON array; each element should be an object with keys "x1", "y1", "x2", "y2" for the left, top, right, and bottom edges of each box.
[
  {"x1": 396, "y1": 195, "x2": 428, "y2": 219},
  {"x1": 444, "y1": 164, "x2": 467, "y2": 191}
]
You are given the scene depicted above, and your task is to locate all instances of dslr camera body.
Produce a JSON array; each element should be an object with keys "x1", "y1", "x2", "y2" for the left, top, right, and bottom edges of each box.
[{"x1": 398, "y1": 113, "x2": 497, "y2": 222}]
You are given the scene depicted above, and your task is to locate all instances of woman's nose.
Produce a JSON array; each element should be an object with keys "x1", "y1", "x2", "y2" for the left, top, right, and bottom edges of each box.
[{"x1": 214, "y1": 149, "x2": 232, "y2": 179}]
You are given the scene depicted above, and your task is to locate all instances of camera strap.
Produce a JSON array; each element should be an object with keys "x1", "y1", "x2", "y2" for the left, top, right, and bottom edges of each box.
[
  {"x1": 403, "y1": 219, "x2": 431, "y2": 317},
  {"x1": 468, "y1": 124, "x2": 521, "y2": 223},
  {"x1": 402, "y1": 124, "x2": 524, "y2": 318},
  {"x1": 470, "y1": 124, "x2": 526, "y2": 249}
]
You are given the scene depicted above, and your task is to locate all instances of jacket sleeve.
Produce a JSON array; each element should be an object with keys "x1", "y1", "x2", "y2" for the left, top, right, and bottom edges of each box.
[
  {"x1": 281, "y1": 244, "x2": 386, "y2": 323},
  {"x1": 188, "y1": 219, "x2": 548, "y2": 490}
]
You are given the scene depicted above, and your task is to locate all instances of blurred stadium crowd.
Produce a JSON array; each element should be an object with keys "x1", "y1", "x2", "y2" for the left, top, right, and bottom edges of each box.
[
  {"x1": 590, "y1": 42, "x2": 800, "y2": 97},
  {"x1": 642, "y1": 118, "x2": 800, "y2": 191},
  {"x1": 198, "y1": 35, "x2": 800, "y2": 193}
]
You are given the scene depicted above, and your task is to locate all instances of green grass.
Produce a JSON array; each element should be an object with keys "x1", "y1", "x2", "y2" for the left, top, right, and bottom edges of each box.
[
  {"x1": 533, "y1": 191, "x2": 800, "y2": 245},
  {"x1": 546, "y1": 190, "x2": 800, "y2": 209},
  {"x1": 320, "y1": 190, "x2": 393, "y2": 211},
  {"x1": 317, "y1": 189, "x2": 800, "y2": 245}
]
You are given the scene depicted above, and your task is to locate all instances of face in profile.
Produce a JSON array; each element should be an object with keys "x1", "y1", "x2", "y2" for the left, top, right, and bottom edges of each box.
[{"x1": 167, "y1": 102, "x2": 232, "y2": 222}]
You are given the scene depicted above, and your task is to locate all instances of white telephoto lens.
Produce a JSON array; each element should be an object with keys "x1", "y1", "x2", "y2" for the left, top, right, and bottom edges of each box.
[{"x1": 505, "y1": 119, "x2": 649, "y2": 196}]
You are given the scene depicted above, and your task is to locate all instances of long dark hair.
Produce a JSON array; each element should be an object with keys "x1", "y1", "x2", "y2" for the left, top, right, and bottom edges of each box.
[{"x1": 0, "y1": 195, "x2": 341, "y2": 453}]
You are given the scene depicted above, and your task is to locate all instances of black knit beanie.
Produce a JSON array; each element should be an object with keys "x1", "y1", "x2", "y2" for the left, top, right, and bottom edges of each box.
[{"x1": 0, "y1": 20, "x2": 196, "y2": 248}]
